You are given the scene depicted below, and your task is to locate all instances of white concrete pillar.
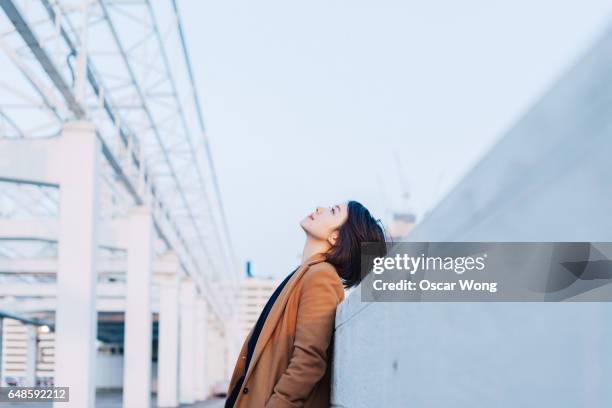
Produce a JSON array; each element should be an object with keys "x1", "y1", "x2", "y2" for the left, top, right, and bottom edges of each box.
[
  {"x1": 224, "y1": 333, "x2": 232, "y2": 382},
  {"x1": 156, "y1": 253, "x2": 180, "y2": 408},
  {"x1": 24, "y1": 325, "x2": 37, "y2": 386},
  {"x1": 179, "y1": 278, "x2": 196, "y2": 404},
  {"x1": 0, "y1": 317, "x2": 3, "y2": 387},
  {"x1": 123, "y1": 206, "x2": 154, "y2": 408},
  {"x1": 194, "y1": 297, "x2": 209, "y2": 401},
  {"x1": 224, "y1": 317, "x2": 241, "y2": 380},
  {"x1": 205, "y1": 321, "x2": 217, "y2": 392},
  {"x1": 209, "y1": 321, "x2": 226, "y2": 390},
  {"x1": 54, "y1": 121, "x2": 100, "y2": 408}
]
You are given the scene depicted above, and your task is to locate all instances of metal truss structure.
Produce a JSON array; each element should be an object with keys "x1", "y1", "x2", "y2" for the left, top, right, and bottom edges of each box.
[{"x1": 0, "y1": 0, "x2": 238, "y2": 323}]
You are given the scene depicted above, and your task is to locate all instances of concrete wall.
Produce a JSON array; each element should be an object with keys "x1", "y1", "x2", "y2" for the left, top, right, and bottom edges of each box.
[
  {"x1": 96, "y1": 353, "x2": 124, "y2": 389},
  {"x1": 332, "y1": 25, "x2": 612, "y2": 408},
  {"x1": 95, "y1": 353, "x2": 158, "y2": 390}
]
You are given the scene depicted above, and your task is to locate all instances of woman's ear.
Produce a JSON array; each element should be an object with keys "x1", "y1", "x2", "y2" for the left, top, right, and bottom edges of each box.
[{"x1": 327, "y1": 230, "x2": 339, "y2": 246}]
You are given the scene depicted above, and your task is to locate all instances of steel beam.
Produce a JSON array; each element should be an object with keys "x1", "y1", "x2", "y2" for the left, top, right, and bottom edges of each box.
[
  {"x1": 0, "y1": 257, "x2": 181, "y2": 275},
  {"x1": 0, "y1": 0, "x2": 84, "y2": 117}
]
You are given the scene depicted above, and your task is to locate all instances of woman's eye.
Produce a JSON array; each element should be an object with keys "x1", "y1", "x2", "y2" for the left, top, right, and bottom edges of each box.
[{"x1": 331, "y1": 208, "x2": 335, "y2": 214}]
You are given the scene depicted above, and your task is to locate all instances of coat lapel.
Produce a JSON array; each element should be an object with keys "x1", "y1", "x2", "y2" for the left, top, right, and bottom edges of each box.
[{"x1": 242, "y1": 253, "x2": 327, "y2": 385}]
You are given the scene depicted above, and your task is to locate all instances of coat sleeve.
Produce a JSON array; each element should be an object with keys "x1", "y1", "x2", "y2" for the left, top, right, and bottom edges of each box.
[{"x1": 265, "y1": 263, "x2": 344, "y2": 408}]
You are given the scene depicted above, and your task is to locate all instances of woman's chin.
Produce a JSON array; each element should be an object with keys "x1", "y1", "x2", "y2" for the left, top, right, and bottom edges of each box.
[{"x1": 301, "y1": 220, "x2": 317, "y2": 236}]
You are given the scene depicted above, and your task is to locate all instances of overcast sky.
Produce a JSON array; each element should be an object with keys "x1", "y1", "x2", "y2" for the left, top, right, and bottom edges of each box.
[{"x1": 181, "y1": 0, "x2": 612, "y2": 278}]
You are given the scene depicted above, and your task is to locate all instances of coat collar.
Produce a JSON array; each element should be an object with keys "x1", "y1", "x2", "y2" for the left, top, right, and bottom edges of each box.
[
  {"x1": 303, "y1": 252, "x2": 327, "y2": 267},
  {"x1": 242, "y1": 252, "x2": 327, "y2": 384}
]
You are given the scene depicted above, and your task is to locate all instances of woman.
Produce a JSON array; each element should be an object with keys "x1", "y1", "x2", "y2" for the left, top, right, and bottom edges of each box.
[{"x1": 225, "y1": 201, "x2": 385, "y2": 408}]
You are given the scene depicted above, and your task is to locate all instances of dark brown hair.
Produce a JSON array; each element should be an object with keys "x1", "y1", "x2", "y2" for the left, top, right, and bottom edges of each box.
[{"x1": 325, "y1": 200, "x2": 386, "y2": 288}]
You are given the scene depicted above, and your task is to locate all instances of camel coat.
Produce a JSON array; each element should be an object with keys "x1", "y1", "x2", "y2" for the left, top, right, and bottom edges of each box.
[{"x1": 226, "y1": 253, "x2": 345, "y2": 408}]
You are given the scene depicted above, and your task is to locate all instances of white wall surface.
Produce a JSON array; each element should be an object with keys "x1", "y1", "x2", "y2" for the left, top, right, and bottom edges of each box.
[{"x1": 95, "y1": 353, "x2": 123, "y2": 389}]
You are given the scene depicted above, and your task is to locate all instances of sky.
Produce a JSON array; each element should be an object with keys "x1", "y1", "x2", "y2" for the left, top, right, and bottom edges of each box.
[{"x1": 180, "y1": 0, "x2": 612, "y2": 278}]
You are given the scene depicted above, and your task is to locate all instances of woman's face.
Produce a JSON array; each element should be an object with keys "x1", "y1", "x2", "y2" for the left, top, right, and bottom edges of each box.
[{"x1": 300, "y1": 203, "x2": 349, "y2": 241}]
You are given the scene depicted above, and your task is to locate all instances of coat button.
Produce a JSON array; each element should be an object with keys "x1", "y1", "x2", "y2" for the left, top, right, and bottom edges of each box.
[{"x1": 243, "y1": 387, "x2": 249, "y2": 394}]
